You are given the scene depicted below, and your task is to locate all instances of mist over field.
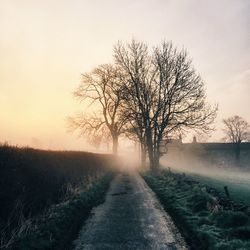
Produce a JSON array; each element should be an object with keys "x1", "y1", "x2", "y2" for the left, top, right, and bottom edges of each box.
[{"x1": 160, "y1": 147, "x2": 250, "y2": 205}]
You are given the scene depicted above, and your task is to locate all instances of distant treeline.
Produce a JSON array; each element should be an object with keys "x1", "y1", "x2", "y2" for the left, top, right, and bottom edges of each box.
[{"x1": 0, "y1": 144, "x2": 116, "y2": 235}]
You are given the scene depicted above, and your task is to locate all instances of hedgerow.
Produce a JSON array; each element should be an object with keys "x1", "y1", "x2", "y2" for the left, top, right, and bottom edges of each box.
[
  {"x1": 0, "y1": 144, "x2": 116, "y2": 248},
  {"x1": 6, "y1": 173, "x2": 113, "y2": 250}
]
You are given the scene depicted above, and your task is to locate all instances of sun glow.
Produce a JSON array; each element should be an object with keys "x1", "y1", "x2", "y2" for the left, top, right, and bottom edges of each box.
[{"x1": 0, "y1": 0, "x2": 249, "y2": 150}]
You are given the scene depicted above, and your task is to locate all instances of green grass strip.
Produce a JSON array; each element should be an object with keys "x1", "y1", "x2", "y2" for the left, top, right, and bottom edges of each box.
[{"x1": 143, "y1": 170, "x2": 250, "y2": 250}]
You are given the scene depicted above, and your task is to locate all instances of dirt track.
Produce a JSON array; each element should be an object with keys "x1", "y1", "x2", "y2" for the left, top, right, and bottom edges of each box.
[{"x1": 73, "y1": 172, "x2": 187, "y2": 250}]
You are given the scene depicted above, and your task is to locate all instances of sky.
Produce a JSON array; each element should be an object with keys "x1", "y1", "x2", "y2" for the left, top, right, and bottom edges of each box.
[{"x1": 0, "y1": 0, "x2": 250, "y2": 150}]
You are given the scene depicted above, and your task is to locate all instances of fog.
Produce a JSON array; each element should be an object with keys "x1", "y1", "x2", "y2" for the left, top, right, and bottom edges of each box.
[{"x1": 160, "y1": 150, "x2": 250, "y2": 198}]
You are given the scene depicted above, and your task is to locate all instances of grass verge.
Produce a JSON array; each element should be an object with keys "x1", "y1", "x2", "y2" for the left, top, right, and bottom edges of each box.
[
  {"x1": 143, "y1": 170, "x2": 250, "y2": 250},
  {"x1": 5, "y1": 173, "x2": 114, "y2": 250},
  {"x1": 186, "y1": 172, "x2": 250, "y2": 206}
]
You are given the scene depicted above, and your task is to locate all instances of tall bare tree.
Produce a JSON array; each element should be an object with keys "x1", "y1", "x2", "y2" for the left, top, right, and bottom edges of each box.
[
  {"x1": 115, "y1": 40, "x2": 217, "y2": 170},
  {"x1": 222, "y1": 115, "x2": 250, "y2": 160},
  {"x1": 114, "y1": 40, "x2": 153, "y2": 167},
  {"x1": 68, "y1": 64, "x2": 126, "y2": 154},
  {"x1": 123, "y1": 110, "x2": 147, "y2": 166}
]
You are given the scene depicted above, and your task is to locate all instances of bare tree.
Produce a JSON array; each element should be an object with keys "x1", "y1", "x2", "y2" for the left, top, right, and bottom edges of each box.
[
  {"x1": 67, "y1": 113, "x2": 103, "y2": 149},
  {"x1": 222, "y1": 115, "x2": 250, "y2": 160},
  {"x1": 115, "y1": 40, "x2": 217, "y2": 170},
  {"x1": 123, "y1": 112, "x2": 147, "y2": 166},
  {"x1": 114, "y1": 40, "x2": 153, "y2": 167},
  {"x1": 87, "y1": 133, "x2": 102, "y2": 150},
  {"x1": 68, "y1": 64, "x2": 126, "y2": 154},
  {"x1": 68, "y1": 114, "x2": 111, "y2": 150}
]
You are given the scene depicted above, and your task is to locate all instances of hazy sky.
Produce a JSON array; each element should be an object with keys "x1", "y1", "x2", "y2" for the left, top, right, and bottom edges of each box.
[{"x1": 0, "y1": 0, "x2": 249, "y2": 150}]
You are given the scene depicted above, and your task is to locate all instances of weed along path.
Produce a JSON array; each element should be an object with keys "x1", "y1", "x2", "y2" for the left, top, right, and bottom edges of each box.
[{"x1": 73, "y1": 173, "x2": 187, "y2": 250}]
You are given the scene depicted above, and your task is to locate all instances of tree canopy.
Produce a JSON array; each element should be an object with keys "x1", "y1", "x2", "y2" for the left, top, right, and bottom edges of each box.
[
  {"x1": 114, "y1": 40, "x2": 217, "y2": 169},
  {"x1": 223, "y1": 115, "x2": 250, "y2": 144},
  {"x1": 68, "y1": 39, "x2": 217, "y2": 169},
  {"x1": 68, "y1": 64, "x2": 126, "y2": 154}
]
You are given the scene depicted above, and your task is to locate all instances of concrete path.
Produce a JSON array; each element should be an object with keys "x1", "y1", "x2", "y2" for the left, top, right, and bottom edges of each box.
[{"x1": 73, "y1": 173, "x2": 187, "y2": 250}]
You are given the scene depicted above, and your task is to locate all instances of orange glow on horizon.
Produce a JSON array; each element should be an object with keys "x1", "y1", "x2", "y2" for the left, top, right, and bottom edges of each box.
[{"x1": 0, "y1": 0, "x2": 249, "y2": 150}]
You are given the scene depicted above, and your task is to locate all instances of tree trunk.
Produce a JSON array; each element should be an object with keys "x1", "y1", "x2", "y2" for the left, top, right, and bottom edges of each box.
[
  {"x1": 112, "y1": 135, "x2": 118, "y2": 155},
  {"x1": 153, "y1": 154, "x2": 160, "y2": 170},
  {"x1": 146, "y1": 130, "x2": 154, "y2": 170},
  {"x1": 152, "y1": 145, "x2": 160, "y2": 171},
  {"x1": 140, "y1": 143, "x2": 146, "y2": 167}
]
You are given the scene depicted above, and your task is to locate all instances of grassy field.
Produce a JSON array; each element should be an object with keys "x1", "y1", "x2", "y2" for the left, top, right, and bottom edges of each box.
[
  {"x1": 186, "y1": 171, "x2": 250, "y2": 206},
  {"x1": 143, "y1": 170, "x2": 250, "y2": 250},
  {"x1": 0, "y1": 144, "x2": 116, "y2": 248},
  {"x1": 9, "y1": 174, "x2": 114, "y2": 250}
]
